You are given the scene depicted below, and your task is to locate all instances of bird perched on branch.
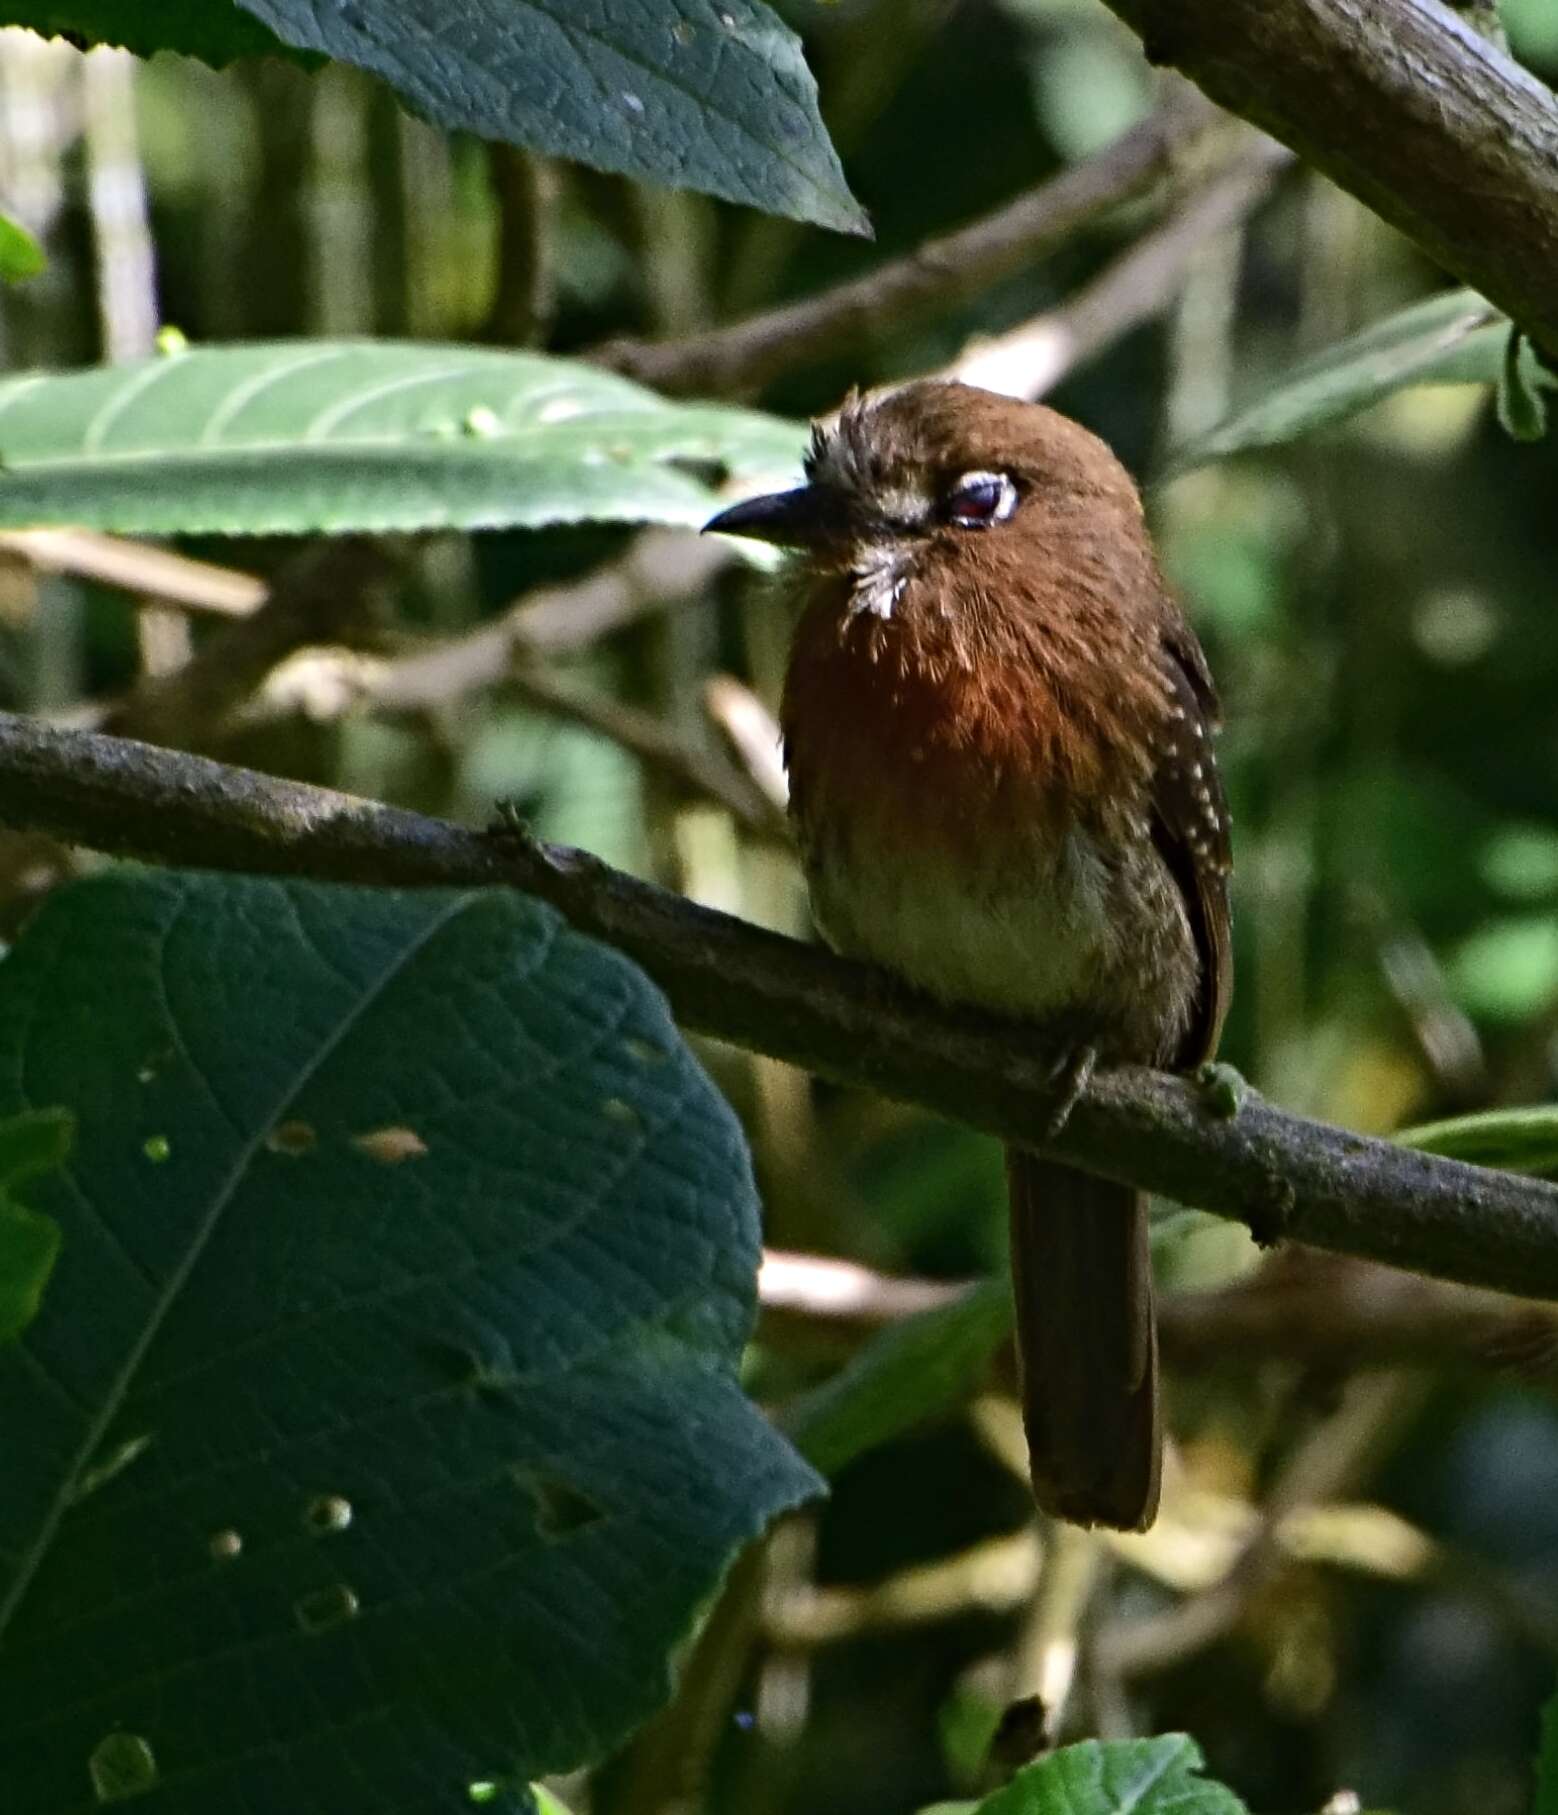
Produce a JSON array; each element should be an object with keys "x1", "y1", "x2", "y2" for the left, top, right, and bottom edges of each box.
[{"x1": 706, "y1": 381, "x2": 1231, "y2": 1529}]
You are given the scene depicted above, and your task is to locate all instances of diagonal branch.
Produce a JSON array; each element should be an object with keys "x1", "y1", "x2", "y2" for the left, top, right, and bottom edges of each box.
[
  {"x1": 1098, "y1": 0, "x2": 1558, "y2": 359},
  {"x1": 1, "y1": 708, "x2": 1556, "y2": 1299},
  {"x1": 591, "y1": 90, "x2": 1223, "y2": 397}
]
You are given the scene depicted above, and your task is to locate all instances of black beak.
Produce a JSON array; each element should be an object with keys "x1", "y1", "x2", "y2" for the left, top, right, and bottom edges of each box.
[{"x1": 702, "y1": 484, "x2": 849, "y2": 548}]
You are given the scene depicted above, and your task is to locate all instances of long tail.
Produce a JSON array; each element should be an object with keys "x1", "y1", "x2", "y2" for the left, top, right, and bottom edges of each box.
[{"x1": 1005, "y1": 1149, "x2": 1161, "y2": 1530}]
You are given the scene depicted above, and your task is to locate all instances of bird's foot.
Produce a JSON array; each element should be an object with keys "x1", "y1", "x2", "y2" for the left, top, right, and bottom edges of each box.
[{"x1": 1043, "y1": 1044, "x2": 1097, "y2": 1140}]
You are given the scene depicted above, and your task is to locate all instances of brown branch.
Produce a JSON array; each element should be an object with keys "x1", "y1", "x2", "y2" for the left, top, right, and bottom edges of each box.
[
  {"x1": 1161, "y1": 1252, "x2": 1558, "y2": 1380},
  {"x1": 704, "y1": 675, "x2": 789, "y2": 815},
  {"x1": 1098, "y1": 1371, "x2": 1423, "y2": 1676},
  {"x1": 502, "y1": 663, "x2": 787, "y2": 837},
  {"x1": 1098, "y1": 0, "x2": 1558, "y2": 359},
  {"x1": 756, "y1": 1246, "x2": 1558, "y2": 1382},
  {"x1": 361, "y1": 532, "x2": 732, "y2": 705},
  {"x1": 949, "y1": 135, "x2": 1291, "y2": 399},
  {"x1": 0, "y1": 529, "x2": 266, "y2": 618},
  {"x1": 591, "y1": 90, "x2": 1222, "y2": 397},
  {"x1": 100, "y1": 538, "x2": 397, "y2": 748},
  {"x1": 2, "y1": 710, "x2": 1557, "y2": 1299}
]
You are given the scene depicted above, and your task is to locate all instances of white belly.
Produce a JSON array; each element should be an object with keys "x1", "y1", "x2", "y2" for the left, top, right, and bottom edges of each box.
[{"x1": 805, "y1": 821, "x2": 1117, "y2": 1022}]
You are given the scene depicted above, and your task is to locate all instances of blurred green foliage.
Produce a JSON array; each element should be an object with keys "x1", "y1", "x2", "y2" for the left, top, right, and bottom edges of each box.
[{"x1": 1, "y1": 3, "x2": 1557, "y2": 1813}]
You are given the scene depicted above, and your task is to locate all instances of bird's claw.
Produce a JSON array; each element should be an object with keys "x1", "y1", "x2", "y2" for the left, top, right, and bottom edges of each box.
[
  {"x1": 486, "y1": 797, "x2": 539, "y2": 844},
  {"x1": 1043, "y1": 1044, "x2": 1097, "y2": 1140}
]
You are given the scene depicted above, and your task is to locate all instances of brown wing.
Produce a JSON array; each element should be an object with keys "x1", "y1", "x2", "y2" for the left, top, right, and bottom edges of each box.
[{"x1": 1151, "y1": 627, "x2": 1232, "y2": 1067}]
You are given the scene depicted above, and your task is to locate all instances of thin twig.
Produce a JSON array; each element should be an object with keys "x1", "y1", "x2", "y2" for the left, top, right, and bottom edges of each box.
[
  {"x1": 0, "y1": 529, "x2": 266, "y2": 617},
  {"x1": 758, "y1": 1246, "x2": 1558, "y2": 1382},
  {"x1": 705, "y1": 675, "x2": 789, "y2": 814},
  {"x1": 1098, "y1": 0, "x2": 1558, "y2": 360},
  {"x1": 592, "y1": 90, "x2": 1222, "y2": 397},
  {"x1": 759, "y1": 1249, "x2": 959, "y2": 1322},
  {"x1": 1097, "y1": 1373, "x2": 1423, "y2": 1676},
  {"x1": 100, "y1": 537, "x2": 396, "y2": 748},
  {"x1": 504, "y1": 662, "x2": 787, "y2": 836},
  {"x1": 1, "y1": 713, "x2": 1556, "y2": 1301},
  {"x1": 950, "y1": 135, "x2": 1291, "y2": 399},
  {"x1": 357, "y1": 531, "x2": 733, "y2": 709}
]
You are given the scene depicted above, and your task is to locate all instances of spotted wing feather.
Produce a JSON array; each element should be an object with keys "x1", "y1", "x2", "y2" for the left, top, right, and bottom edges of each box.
[{"x1": 1151, "y1": 630, "x2": 1232, "y2": 1067}]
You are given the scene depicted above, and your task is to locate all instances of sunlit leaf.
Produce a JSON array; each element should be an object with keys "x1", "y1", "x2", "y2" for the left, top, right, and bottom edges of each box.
[
  {"x1": 0, "y1": 209, "x2": 45, "y2": 284},
  {"x1": 0, "y1": 342, "x2": 805, "y2": 537},
  {"x1": 968, "y1": 1735, "x2": 1247, "y2": 1815}
]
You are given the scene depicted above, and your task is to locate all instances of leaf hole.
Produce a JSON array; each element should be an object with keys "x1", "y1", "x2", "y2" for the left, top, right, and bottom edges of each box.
[
  {"x1": 304, "y1": 1493, "x2": 354, "y2": 1536},
  {"x1": 352, "y1": 1124, "x2": 429, "y2": 1163},
  {"x1": 524, "y1": 1472, "x2": 606, "y2": 1542},
  {"x1": 666, "y1": 454, "x2": 730, "y2": 488},
  {"x1": 266, "y1": 1119, "x2": 317, "y2": 1156},
  {"x1": 293, "y1": 1582, "x2": 360, "y2": 1633},
  {"x1": 88, "y1": 1733, "x2": 159, "y2": 1803}
]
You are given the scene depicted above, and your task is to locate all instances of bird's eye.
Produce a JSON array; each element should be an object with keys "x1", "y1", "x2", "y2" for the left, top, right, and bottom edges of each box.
[{"x1": 947, "y1": 470, "x2": 1018, "y2": 528}]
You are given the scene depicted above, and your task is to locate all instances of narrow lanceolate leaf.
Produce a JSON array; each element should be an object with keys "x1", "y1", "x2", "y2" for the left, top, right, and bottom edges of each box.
[
  {"x1": 235, "y1": 0, "x2": 867, "y2": 232},
  {"x1": 970, "y1": 1736, "x2": 1247, "y2": 1815},
  {"x1": 784, "y1": 1281, "x2": 1012, "y2": 1478},
  {"x1": 0, "y1": 872, "x2": 820, "y2": 1815},
  {"x1": 1398, "y1": 1106, "x2": 1558, "y2": 1179},
  {"x1": 1165, "y1": 289, "x2": 1514, "y2": 474},
  {"x1": 0, "y1": 342, "x2": 806, "y2": 537}
]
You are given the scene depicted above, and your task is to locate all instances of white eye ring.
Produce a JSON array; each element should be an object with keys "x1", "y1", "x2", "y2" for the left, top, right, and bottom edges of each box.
[{"x1": 948, "y1": 470, "x2": 1018, "y2": 527}]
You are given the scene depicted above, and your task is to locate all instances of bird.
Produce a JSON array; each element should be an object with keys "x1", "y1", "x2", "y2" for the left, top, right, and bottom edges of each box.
[{"x1": 705, "y1": 379, "x2": 1232, "y2": 1530}]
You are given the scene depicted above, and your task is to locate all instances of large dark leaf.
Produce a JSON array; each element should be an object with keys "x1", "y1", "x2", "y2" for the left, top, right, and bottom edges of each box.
[
  {"x1": 0, "y1": 0, "x2": 867, "y2": 232},
  {"x1": 0, "y1": 872, "x2": 819, "y2": 1813}
]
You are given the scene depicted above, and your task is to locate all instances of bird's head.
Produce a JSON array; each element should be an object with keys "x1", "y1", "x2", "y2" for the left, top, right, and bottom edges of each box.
[{"x1": 704, "y1": 380, "x2": 1149, "y2": 624}]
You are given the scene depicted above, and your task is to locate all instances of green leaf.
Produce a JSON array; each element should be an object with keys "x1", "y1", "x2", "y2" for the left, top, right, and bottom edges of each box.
[
  {"x1": 0, "y1": 2, "x2": 288, "y2": 63},
  {"x1": 783, "y1": 1281, "x2": 1011, "y2": 1477},
  {"x1": 1165, "y1": 289, "x2": 1510, "y2": 474},
  {"x1": 1398, "y1": 1106, "x2": 1558, "y2": 1179},
  {"x1": 0, "y1": 1108, "x2": 71, "y2": 1343},
  {"x1": 0, "y1": 3, "x2": 866, "y2": 232},
  {"x1": 235, "y1": 0, "x2": 866, "y2": 231},
  {"x1": 0, "y1": 871, "x2": 820, "y2": 1813},
  {"x1": 0, "y1": 342, "x2": 806, "y2": 537},
  {"x1": 0, "y1": 209, "x2": 45, "y2": 284},
  {"x1": 970, "y1": 1736, "x2": 1247, "y2": 1815}
]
